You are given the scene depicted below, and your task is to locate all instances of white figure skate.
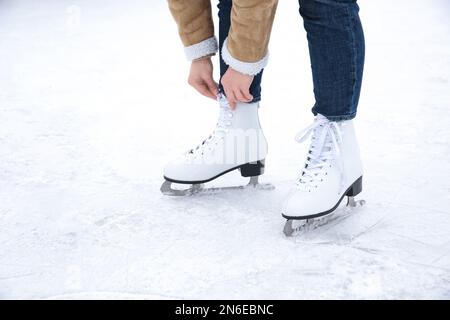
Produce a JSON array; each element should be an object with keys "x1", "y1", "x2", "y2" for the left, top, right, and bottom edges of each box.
[
  {"x1": 282, "y1": 114, "x2": 365, "y2": 236},
  {"x1": 161, "y1": 96, "x2": 273, "y2": 196}
]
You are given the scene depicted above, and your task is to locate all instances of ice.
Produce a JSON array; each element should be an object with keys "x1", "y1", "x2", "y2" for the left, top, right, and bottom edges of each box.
[{"x1": 0, "y1": 0, "x2": 449, "y2": 299}]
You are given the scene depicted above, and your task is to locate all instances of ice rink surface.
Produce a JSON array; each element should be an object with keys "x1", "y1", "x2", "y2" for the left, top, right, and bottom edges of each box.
[{"x1": 0, "y1": 0, "x2": 449, "y2": 299}]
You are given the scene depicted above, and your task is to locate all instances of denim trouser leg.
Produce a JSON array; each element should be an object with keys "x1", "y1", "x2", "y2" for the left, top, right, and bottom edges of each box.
[
  {"x1": 299, "y1": 0, "x2": 365, "y2": 121},
  {"x1": 217, "y1": 0, "x2": 263, "y2": 103}
]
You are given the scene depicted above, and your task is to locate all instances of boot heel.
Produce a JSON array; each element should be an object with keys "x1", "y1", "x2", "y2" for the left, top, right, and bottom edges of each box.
[
  {"x1": 240, "y1": 160, "x2": 265, "y2": 177},
  {"x1": 346, "y1": 176, "x2": 363, "y2": 197}
]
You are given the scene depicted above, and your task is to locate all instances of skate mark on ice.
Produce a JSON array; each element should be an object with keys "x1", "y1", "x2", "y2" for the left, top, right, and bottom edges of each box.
[
  {"x1": 386, "y1": 231, "x2": 437, "y2": 248},
  {"x1": 347, "y1": 245, "x2": 382, "y2": 255},
  {"x1": 350, "y1": 215, "x2": 389, "y2": 240},
  {"x1": 289, "y1": 207, "x2": 357, "y2": 240},
  {"x1": 0, "y1": 272, "x2": 36, "y2": 281},
  {"x1": 431, "y1": 249, "x2": 450, "y2": 265},
  {"x1": 43, "y1": 290, "x2": 183, "y2": 300},
  {"x1": 292, "y1": 208, "x2": 388, "y2": 245},
  {"x1": 403, "y1": 260, "x2": 450, "y2": 273}
]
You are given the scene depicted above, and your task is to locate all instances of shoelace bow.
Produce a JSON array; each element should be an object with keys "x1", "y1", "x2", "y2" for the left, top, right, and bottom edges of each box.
[{"x1": 295, "y1": 117, "x2": 344, "y2": 190}]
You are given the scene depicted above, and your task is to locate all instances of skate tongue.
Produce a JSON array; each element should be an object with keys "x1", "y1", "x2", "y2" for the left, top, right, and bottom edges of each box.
[{"x1": 215, "y1": 104, "x2": 233, "y2": 133}]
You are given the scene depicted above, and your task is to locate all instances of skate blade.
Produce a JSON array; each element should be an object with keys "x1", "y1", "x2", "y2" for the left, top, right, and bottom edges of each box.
[
  {"x1": 161, "y1": 176, "x2": 274, "y2": 197},
  {"x1": 283, "y1": 196, "x2": 365, "y2": 237},
  {"x1": 160, "y1": 180, "x2": 204, "y2": 196}
]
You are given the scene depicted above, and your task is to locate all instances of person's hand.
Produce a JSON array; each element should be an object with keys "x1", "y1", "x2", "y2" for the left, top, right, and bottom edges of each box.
[
  {"x1": 221, "y1": 67, "x2": 254, "y2": 110},
  {"x1": 188, "y1": 57, "x2": 218, "y2": 100}
]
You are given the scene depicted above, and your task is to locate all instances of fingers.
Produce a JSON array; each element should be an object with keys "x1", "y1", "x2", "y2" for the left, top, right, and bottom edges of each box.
[
  {"x1": 224, "y1": 87, "x2": 237, "y2": 110},
  {"x1": 193, "y1": 82, "x2": 217, "y2": 100},
  {"x1": 220, "y1": 68, "x2": 254, "y2": 109},
  {"x1": 188, "y1": 77, "x2": 218, "y2": 100},
  {"x1": 188, "y1": 57, "x2": 218, "y2": 100},
  {"x1": 235, "y1": 89, "x2": 253, "y2": 103},
  {"x1": 205, "y1": 78, "x2": 219, "y2": 99},
  {"x1": 241, "y1": 89, "x2": 253, "y2": 102},
  {"x1": 223, "y1": 87, "x2": 253, "y2": 110}
]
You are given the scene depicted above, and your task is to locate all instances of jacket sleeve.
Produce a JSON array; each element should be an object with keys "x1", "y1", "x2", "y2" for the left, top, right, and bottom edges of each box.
[
  {"x1": 222, "y1": 0, "x2": 278, "y2": 75},
  {"x1": 167, "y1": 0, "x2": 218, "y2": 61}
]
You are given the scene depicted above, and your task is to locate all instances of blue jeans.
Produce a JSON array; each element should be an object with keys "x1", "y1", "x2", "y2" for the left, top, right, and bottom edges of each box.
[{"x1": 218, "y1": 0, "x2": 365, "y2": 121}]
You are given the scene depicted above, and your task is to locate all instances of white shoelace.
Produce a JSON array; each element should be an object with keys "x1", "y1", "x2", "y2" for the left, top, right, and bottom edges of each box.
[
  {"x1": 188, "y1": 103, "x2": 233, "y2": 156},
  {"x1": 295, "y1": 115, "x2": 344, "y2": 190}
]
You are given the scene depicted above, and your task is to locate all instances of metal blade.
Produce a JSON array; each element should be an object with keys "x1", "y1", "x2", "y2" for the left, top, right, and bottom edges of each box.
[{"x1": 160, "y1": 176, "x2": 274, "y2": 196}]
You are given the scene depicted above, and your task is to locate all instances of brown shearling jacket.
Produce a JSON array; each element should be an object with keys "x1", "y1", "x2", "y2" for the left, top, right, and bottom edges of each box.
[{"x1": 167, "y1": 0, "x2": 278, "y2": 75}]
